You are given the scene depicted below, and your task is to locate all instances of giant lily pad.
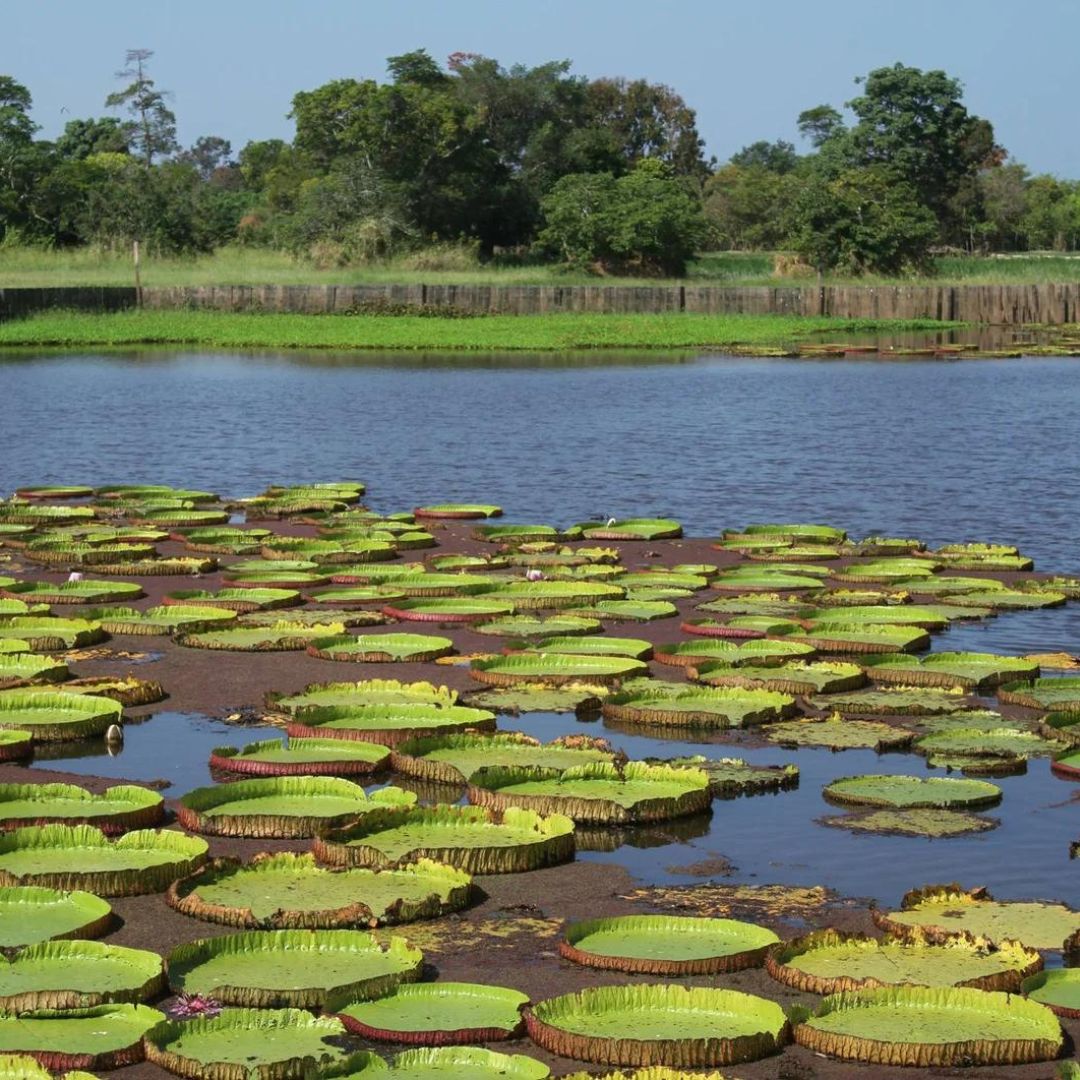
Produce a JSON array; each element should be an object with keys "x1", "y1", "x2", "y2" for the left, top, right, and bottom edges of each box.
[
  {"x1": 821, "y1": 808, "x2": 998, "y2": 838},
  {"x1": 209, "y1": 737, "x2": 390, "y2": 778},
  {"x1": 874, "y1": 884, "x2": 1080, "y2": 950},
  {"x1": 1021, "y1": 969, "x2": 1080, "y2": 1019},
  {"x1": 383, "y1": 599, "x2": 513, "y2": 624},
  {"x1": 602, "y1": 687, "x2": 796, "y2": 728},
  {"x1": 803, "y1": 605, "x2": 956, "y2": 630},
  {"x1": 470, "y1": 654, "x2": 647, "y2": 687},
  {"x1": 0, "y1": 825, "x2": 207, "y2": 896},
  {"x1": 0, "y1": 1003, "x2": 164, "y2": 1071},
  {"x1": 822, "y1": 686, "x2": 971, "y2": 715},
  {"x1": 77, "y1": 605, "x2": 235, "y2": 636},
  {"x1": 822, "y1": 774, "x2": 1001, "y2": 810},
  {"x1": 998, "y1": 677, "x2": 1080, "y2": 712},
  {"x1": 391, "y1": 732, "x2": 616, "y2": 785},
  {"x1": 646, "y1": 756, "x2": 798, "y2": 798},
  {"x1": 178, "y1": 621, "x2": 346, "y2": 651},
  {"x1": 334, "y1": 981, "x2": 529, "y2": 1044},
  {"x1": 414, "y1": 504, "x2": 501, "y2": 519},
  {"x1": 467, "y1": 762, "x2": 710, "y2": 824},
  {"x1": 462, "y1": 684, "x2": 608, "y2": 716},
  {"x1": 284, "y1": 704, "x2": 496, "y2": 747},
  {"x1": 143, "y1": 1008, "x2": 377, "y2": 1080},
  {"x1": 163, "y1": 587, "x2": 299, "y2": 613},
  {"x1": 567, "y1": 600, "x2": 677, "y2": 623},
  {"x1": 831, "y1": 559, "x2": 938, "y2": 584},
  {"x1": 864, "y1": 652, "x2": 1039, "y2": 690},
  {"x1": 654, "y1": 639, "x2": 815, "y2": 668},
  {"x1": 0, "y1": 580, "x2": 143, "y2": 605},
  {"x1": 0, "y1": 692, "x2": 121, "y2": 742},
  {"x1": 691, "y1": 660, "x2": 864, "y2": 695},
  {"x1": 314, "y1": 805, "x2": 575, "y2": 874},
  {"x1": 0, "y1": 783, "x2": 163, "y2": 832},
  {"x1": 55, "y1": 675, "x2": 165, "y2": 707},
  {"x1": 679, "y1": 616, "x2": 803, "y2": 640},
  {"x1": 0, "y1": 619, "x2": 104, "y2": 652},
  {"x1": 0, "y1": 654, "x2": 69, "y2": 690},
  {"x1": 915, "y1": 727, "x2": 1055, "y2": 761},
  {"x1": 166, "y1": 929, "x2": 422, "y2": 1008},
  {"x1": 793, "y1": 985, "x2": 1062, "y2": 1066},
  {"x1": 524, "y1": 983, "x2": 789, "y2": 1067},
  {"x1": 728, "y1": 523, "x2": 846, "y2": 543},
  {"x1": 270, "y1": 680, "x2": 457, "y2": 714},
  {"x1": 0, "y1": 733, "x2": 31, "y2": 764},
  {"x1": 307, "y1": 633, "x2": 455, "y2": 662},
  {"x1": 765, "y1": 714, "x2": 913, "y2": 752},
  {"x1": 167, "y1": 852, "x2": 473, "y2": 929},
  {"x1": 92, "y1": 556, "x2": 216, "y2": 576},
  {"x1": 177, "y1": 777, "x2": 416, "y2": 838},
  {"x1": 472, "y1": 615, "x2": 602, "y2": 639},
  {"x1": 574, "y1": 519, "x2": 682, "y2": 540},
  {"x1": 711, "y1": 569, "x2": 824, "y2": 592},
  {"x1": 768, "y1": 928, "x2": 1039, "y2": 994},
  {"x1": 0, "y1": 939, "x2": 164, "y2": 1010},
  {"x1": 0, "y1": 887, "x2": 112, "y2": 949},
  {"x1": 378, "y1": 1047, "x2": 549, "y2": 1078},
  {"x1": 561, "y1": 915, "x2": 779, "y2": 975},
  {"x1": 787, "y1": 623, "x2": 931, "y2": 654},
  {"x1": 486, "y1": 580, "x2": 626, "y2": 610},
  {"x1": 510, "y1": 635, "x2": 652, "y2": 660}
]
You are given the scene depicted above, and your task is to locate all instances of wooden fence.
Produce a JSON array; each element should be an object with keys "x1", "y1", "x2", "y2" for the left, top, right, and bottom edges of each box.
[{"x1": 3, "y1": 283, "x2": 1080, "y2": 324}]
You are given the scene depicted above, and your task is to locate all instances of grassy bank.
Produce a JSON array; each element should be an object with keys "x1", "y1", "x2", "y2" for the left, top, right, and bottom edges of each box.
[
  {"x1": 3, "y1": 245, "x2": 1080, "y2": 288},
  {"x1": 0, "y1": 309, "x2": 956, "y2": 352}
]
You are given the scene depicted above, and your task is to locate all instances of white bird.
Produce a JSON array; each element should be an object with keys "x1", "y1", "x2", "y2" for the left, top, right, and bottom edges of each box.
[{"x1": 67, "y1": 571, "x2": 83, "y2": 582}]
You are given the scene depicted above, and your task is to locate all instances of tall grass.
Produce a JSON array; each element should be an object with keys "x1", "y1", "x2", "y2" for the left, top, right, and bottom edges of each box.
[
  {"x1": 0, "y1": 310, "x2": 955, "y2": 352},
  {"x1": 3, "y1": 246, "x2": 1080, "y2": 289}
]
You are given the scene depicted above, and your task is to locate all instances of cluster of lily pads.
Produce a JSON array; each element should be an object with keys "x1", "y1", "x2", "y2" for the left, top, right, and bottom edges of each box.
[{"x1": 1, "y1": 489, "x2": 1080, "y2": 1074}]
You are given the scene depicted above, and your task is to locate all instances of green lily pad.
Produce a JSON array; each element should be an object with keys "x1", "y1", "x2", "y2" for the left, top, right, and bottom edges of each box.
[
  {"x1": 561, "y1": 914, "x2": 779, "y2": 975},
  {"x1": 178, "y1": 621, "x2": 346, "y2": 651},
  {"x1": 0, "y1": 692, "x2": 121, "y2": 742},
  {"x1": 414, "y1": 504, "x2": 502, "y2": 519},
  {"x1": 770, "y1": 928, "x2": 1039, "y2": 995},
  {"x1": 314, "y1": 805, "x2": 575, "y2": 874},
  {"x1": 471, "y1": 653, "x2": 647, "y2": 687},
  {"x1": 566, "y1": 599, "x2": 677, "y2": 622},
  {"x1": 602, "y1": 687, "x2": 796, "y2": 728},
  {"x1": 0, "y1": 654, "x2": 69, "y2": 690},
  {"x1": 1022, "y1": 969, "x2": 1080, "y2": 1019},
  {"x1": 729, "y1": 523, "x2": 846, "y2": 543},
  {"x1": 472, "y1": 615, "x2": 602, "y2": 639},
  {"x1": 787, "y1": 623, "x2": 931, "y2": 654},
  {"x1": 0, "y1": 580, "x2": 144, "y2": 605},
  {"x1": 915, "y1": 727, "x2": 1056, "y2": 760},
  {"x1": 998, "y1": 677, "x2": 1080, "y2": 712},
  {"x1": 831, "y1": 559, "x2": 938, "y2": 584},
  {"x1": 680, "y1": 616, "x2": 803, "y2": 639},
  {"x1": 0, "y1": 825, "x2": 207, "y2": 896},
  {"x1": 0, "y1": 783, "x2": 163, "y2": 831},
  {"x1": 0, "y1": 887, "x2": 112, "y2": 949},
  {"x1": 307, "y1": 633, "x2": 455, "y2": 662},
  {"x1": 0, "y1": 619, "x2": 104, "y2": 651},
  {"x1": 822, "y1": 686, "x2": 972, "y2": 715},
  {"x1": 334, "y1": 981, "x2": 529, "y2": 1043},
  {"x1": 654, "y1": 639, "x2": 816, "y2": 668},
  {"x1": 76, "y1": 604, "x2": 236, "y2": 636},
  {"x1": 177, "y1": 778, "x2": 416, "y2": 838},
  {"x1": 486, "y1": 580, "x2": 626, "y2": 610},
  {"x1": 167, "y1": 852, "x2": 473, "y2": 929},
  {"x1": 144, "y1": 1007, "x2": 377, "y2": 1080},
  {"x1": 209, "y1": 737, "x2": 390, "y2": 778},
  {"x1": 167, "y1": 928, "x2": 422, "y2": 1009},
  {"x1": 284, "y1": 704, "x2": 496, "y2": 747},
  {"x1": 821, "y1": 809, "x2": 998, "y2": 837},
  {"x1": 645, "y1": 756, "x2": 798, "y2": 798},
  {"x1": 379, "y1": 1047, "x2": 549, "y2": 1079},
  {"x1": 822, "y1": 775, "x2": 1001, "y2": 810},
  {"x1": 765, "y1": 714, "x2": 913, "y2": 751},
  {"x1": 794, "y1": 985, "x2": 1062, "y2": 1066},
  {"x1": 525, "y1": 983, "x2": 789, "y2": 1067},
  {"x1": 864, "y1": 652, "x2": 1039, "y2": 690},
  {"x1": 163, "y1": 587, "x2": 300, "y2": 612},
  {"x1": 461, "y1": 684, "x2": 608, "y2": 715},
  {"x1": 510, "y1": 635, "x2": 652, "y2": 660},
  {"x1": 876, "y1": 884, "x2": 1080, "y2": 950},
  {"x1": 467, "y1": 761, "x2": 710, "y2": 824},
  {"x1": 711, "y1": 568, "x2": 825, "y2": 592},
  {"x1": 0, "y1": 1003, "x2": 165, "y2": 1072},
  {"x1": 574, "y1": 518, "x2": 682, "y2": 540},
  {"x1": 691, "y1": 660, "x2": 865, "y2": 695}
]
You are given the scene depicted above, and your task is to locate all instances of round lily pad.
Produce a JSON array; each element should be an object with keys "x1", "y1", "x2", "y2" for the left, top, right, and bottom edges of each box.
[
  {"x1": 177, "y1": 777, "x2": 416, "y2": 838},
  {"x1": 163, "y1": 587, "x2": 300, "y2": 612},
  {"x1": 0, "y1": 783, "x2": 164, "y2": 832},
  {"x1": 0, "y1": 620, "x2": 104, "y2": 651},
  {"x1": 680, "y1": 616, "x2": 803, "y2": 640},
  {"x1": 0, "y1": 653, "x2": 69, "y2": 691},
  {"x1": 467, "y1": 762, "x2": 710, "y2": 825},
  {"x1": 209, "y1": 737, "x2": 390, "y2": 778},
  {"x1": 414, "y1": 504, "x2": 502, "y2": 519},
  {"x1": 787, "y1": 623, "x2": 931, "y2": 654},
  {"x1": 765, "y1": 714, "x2": 913, "y2": 751},
  {"x1": 273, "y1": 679, "x2": 457, "y2": 714},
  {"x1": 335, "y1": 981, "x2": 529, "y2": 1044},
  {"x1": 998, "y1": 677, "x2": 1080, "y2": 712},
  {"x1": 793, "y1": 985, "x2": 1062, "y2": 1066},
  {"x1": 767, "y1": 929, "x2": 1041, "y2": 994},
  {"x1": 575, "y1": 518, "x2": 681, "y2": 540},
  {"x1": 379, "y1": 1046, "x2": 549, "y2": 1078},
  {"x1": 864, "y1": 652, "x2": 1040, "y2": 690},
  {"x1": 874, "y1": 884, "x2": 1080, "y2": 950},
  {"x1": 472, "y1": 614, "x2": 602, "y2": 639},
  {"x1": 822, "y1": 775, "x2": 1002, "y2": 810},
  {"x1": 1051, "y1": 749, "x2": 1080, "y2": 780},
  {"x1": 167, "y1": 852, "x2": 473, "y2": 929},
  {"x1": 654, "y1": 639, "x2": 816, "y2": 668},
  {"x1": 383, "y1": 599, "x2": 514, "y2": 624},
  {"x1": 308, "y1": 586, "x2": 407, "y2": 609},
  {"x1": 470, "y1": 654, "x2": 647, "y2": 687},
  {"x1": 561, "y1": 915, "x2": 779, "y2": 975},
  {"x1": 691, "y1": 660, "x2": 864, "y2": 695},
  {"x1": 285, "y1": 704, "x2": 496, "y2": 747},
  {"x1": 143, "y1": 1007, "x2": 377, "y2": 1080},
  {"x1": 0, "y1": 1003, "x2": 164, "y2": 1072},
  {"x1": 0, "y1": 692, "x2": 122, "y2": 742},
  {"x1": 525, "y1": 983, "x2": 789, "y2": 1067},
  {"x1": 166, "y1": 928, "x2": 423, "y2": 1008},
  {"x1": 646, "y1": 757, "x2": 798, "y2": 798},
  {"x1": 0, "y1": 825, "x2": 207, "y2": 896},
  {"x1": 0, "y1": 887, "x2": 112, "y2": 949},
  {"x1": 308, "y1": 633, "x2": 455, "y2": 662},
  {"x1": 485, "y1": 580, "x2": 626, "y2": 611},
  {"x1": 1022, "y1": 969, "x2": 1080, "y2": 1019},
  {"x1": 711, "y1": 568, "x2": 824, "y2": 592},
  {"x1": 462, "y1": 684, "x2": 608, "y2": 716},
  {"x1": 314, "y1": 805, "x2": 575, "y2": 874},
  {"x1": 56, "y1": 676, "x2": 166, "y2": 707},
  {"x1": 391, "y1": 732, "x2": 616, "y2": 785},
  {"x1": 179, "y1": 621, "x2": 346, "y2": 651},
  {"x1": 821, "y1": 809, "x2": 998, "y2": 838},
  {"x1": 602, "y1": 687, "x2": 796, "y2": 729},
  {"x1": 823, "y1": 687, "x2": 972, "y2": 715},
  {"x1": 0, "y1": 733, "x2": 31, "y2": 765},
  {"x1": 0, "y1": 939, "x2": 165, "y2": 1010},
  {"x1": 915, "y1": 727, "x2": 1054, "y2": 761},
  {"x1": 567, "y1": 599, "x2": 678, "y2": 622},
  {"x1": 509, "y1": 635, "x2": 653, "y2": 660},
  {"x1": 1, "y1": 579, "x2": 144, "y2": 605}
]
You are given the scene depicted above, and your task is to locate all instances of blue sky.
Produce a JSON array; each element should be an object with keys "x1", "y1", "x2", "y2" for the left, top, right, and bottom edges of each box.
[{"x1": 6, "y1": 0, "x2": 1076, "y2": 175}]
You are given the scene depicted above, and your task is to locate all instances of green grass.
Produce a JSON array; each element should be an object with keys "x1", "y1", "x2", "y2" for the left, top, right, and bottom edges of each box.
[
  {"x1": 0, "y1": 310, "x2": 956, "y2": 352},
  {"x1": 3, "y1": 246, "x2": 1080, "y2": 288}
]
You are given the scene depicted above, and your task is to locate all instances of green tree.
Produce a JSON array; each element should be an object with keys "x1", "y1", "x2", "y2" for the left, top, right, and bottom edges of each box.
[
  {"x1": 176, "y1": 135, "x2": 233, "y2": 180},
  {"x1": 703, "y1": 164, "x2": 799, "y2": 249},
  {"x1": 788, "y1": 165, "x2": 937, "y2": 275},
  {"x1": 0, "y1": 76, "x2": 47, "y2": 242},
  {"x1": 797, "y1": 105, "x2": 844, "y2": 148},
  {"x1": 729, "y1": 140, "x2": 798, "y2": 174},
  {"x1": 538, "y1": 159, "x2": 706, "y2": 275},
  {"x1": 105, "y1": 49, "x2": 178, "y2": 166},
  {"x1": 54, "y1": 116, "x2": 130, "y2": 160}
]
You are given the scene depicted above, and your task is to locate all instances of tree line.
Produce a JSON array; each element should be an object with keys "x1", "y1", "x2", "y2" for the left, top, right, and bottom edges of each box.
[{"x1": 2, "y1": 49, "x2": 1078, "y2": 276}]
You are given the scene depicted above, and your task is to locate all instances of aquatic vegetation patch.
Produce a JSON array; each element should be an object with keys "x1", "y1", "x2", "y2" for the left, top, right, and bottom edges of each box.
[
  {"x1": 998, "y1": 677, "x2": 1080, "y2": 712},
  {"x1": 822, "y1": 774, "x2": 1002, "y2": 810},
  {"x1": 209, "y1": 736, "x2": 390, "y2": 777},
  {"x1": 472, "y1": 614, "x2": 602, "y2": 638},
  {"x1": 691, "y1": 660, "x2": 864, "y2": 695},
  {"x1": 864, "y1": 651, "x2": 1040, "y2": 690},
  {"x1": 470, "y1": 652, "x2": 647, "y2": 686},
  {"x1": 645, "y1": 756, "x2": 798, "y2": 798},
  {"x1": 0, "y1": 783, "x2": 163, "y2": 832},
  {"x1": 654, "y1": 638, "x2": 816, "y2": 667},
  {"x1": 821, "y1": 808, "x2": 998, "y2": 838},
  {"x1": 307, "y1": 632, "x2": 455, "y2": 662},
  {"x1": 603, "y1": 686, "x2": 796, "y2": 728},
  {"x1": 1021, "y1": 969, "x2": 1080, "y2": 1019},
  {"x1": 0, "y1": 887, "x2": 112, "y2": 950},
  {"x1": 765, "y1": 714, "x2": 913, "y2": 751},
  {"x1": 284, "y1": 703, "x2": 496, "y2": 747},
  {"x1": 0, "y1": 692, "x2": 121, "y2": 742},
  {"x1": 178, "y1": 620, "x2": 347, "y2": 651},
  {"x1": 461, "y1": 683, "x2": 608, "y2": 715}
]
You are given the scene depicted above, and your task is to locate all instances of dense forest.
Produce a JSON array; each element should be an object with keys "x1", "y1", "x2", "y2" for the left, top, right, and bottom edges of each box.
[{"x1": 2, "y1": 49, "x2": 1079, "y2": 276}]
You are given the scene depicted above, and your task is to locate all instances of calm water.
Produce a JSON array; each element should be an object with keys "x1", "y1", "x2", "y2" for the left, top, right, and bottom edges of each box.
[{"x1": 2, "y1": 349, "x2": 1080, "y2": 909}]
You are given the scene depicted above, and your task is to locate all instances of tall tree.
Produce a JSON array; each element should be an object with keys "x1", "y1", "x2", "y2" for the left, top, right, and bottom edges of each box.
[
  {"x1": 105, "y1": 49, "x2": 178, "y2": 166},
  {"x1": 54, "y1": 116, "x2": 131, "y2": 160}
]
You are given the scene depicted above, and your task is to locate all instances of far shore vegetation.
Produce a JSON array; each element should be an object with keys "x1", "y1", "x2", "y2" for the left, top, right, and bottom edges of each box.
[{"x1": 0, "y1": 310, "x2": 959, "y2": 352}]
